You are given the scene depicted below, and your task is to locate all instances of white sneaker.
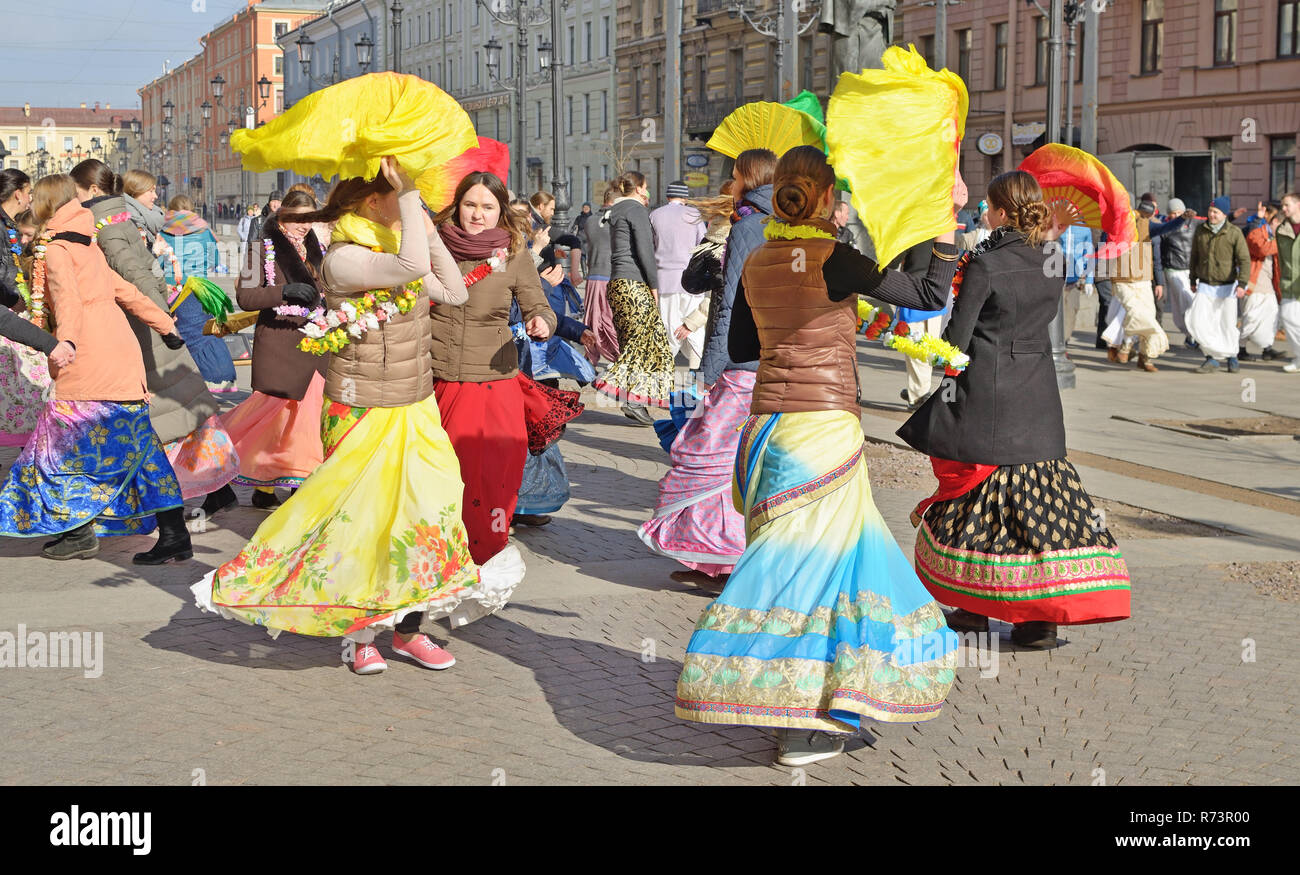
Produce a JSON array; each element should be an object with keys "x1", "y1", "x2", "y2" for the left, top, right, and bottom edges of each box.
[
  {"x1": 775, "y1": 729, "x2": 846, "y2": 766},
  {"x1": 1283, "y1": 362, "x2": 1299, "y2": 373}
]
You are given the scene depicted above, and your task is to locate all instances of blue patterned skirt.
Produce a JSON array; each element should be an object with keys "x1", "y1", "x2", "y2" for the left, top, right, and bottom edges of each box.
[
  {"x1": 675, "y1": 410, "x2": 959, "y2": 732},
  {"x1": 0, "y1": 400, "x2": 183, "y2": 538}
]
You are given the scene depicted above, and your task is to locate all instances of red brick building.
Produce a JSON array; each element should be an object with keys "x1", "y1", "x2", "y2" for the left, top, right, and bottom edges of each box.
[
  {"x1": 898, "y1": 0, "x2": 1300, "y2": 210},
  {"x1": 138, "y1": 1, "x2": 324, "y2": 216}
]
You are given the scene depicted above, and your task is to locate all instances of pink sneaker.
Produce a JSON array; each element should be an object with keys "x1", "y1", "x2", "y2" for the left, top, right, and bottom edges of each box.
[
  {"x1": 349, "y1": 642, "x2": 387, "y2": 675},
  {"x1": 391, "y1": 632, "x2": 456, "y2": 670}
]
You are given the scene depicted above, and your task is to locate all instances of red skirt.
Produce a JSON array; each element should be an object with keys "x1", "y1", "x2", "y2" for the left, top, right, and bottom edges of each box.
[{"x1": 434, "y1": 373, "x2": 582, "y2": 564}]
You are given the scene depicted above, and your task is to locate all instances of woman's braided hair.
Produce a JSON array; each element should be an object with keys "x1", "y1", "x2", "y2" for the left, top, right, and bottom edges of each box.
[{"x1": 987, "y1": 170, "x2": 1052, "y2": 248}]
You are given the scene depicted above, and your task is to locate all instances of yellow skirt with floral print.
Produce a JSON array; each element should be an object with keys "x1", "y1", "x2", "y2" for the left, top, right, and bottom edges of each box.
[{"x1": 191, "y1": 393, "x2": 524, "y2": 639}]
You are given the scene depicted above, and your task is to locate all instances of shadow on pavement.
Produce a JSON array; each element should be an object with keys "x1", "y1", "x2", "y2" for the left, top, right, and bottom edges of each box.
[{"x1": 448, "y1": 610, "x2": 877, "y2": 771}]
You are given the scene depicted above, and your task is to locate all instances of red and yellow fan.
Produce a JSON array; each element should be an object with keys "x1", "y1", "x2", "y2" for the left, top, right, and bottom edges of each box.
[
  {"x1": 424, "y1": 137, "x2": 512, "y2": 213},
  {"x1": 1017, "y1": 143, "x2": 1136, "y2": 247}
]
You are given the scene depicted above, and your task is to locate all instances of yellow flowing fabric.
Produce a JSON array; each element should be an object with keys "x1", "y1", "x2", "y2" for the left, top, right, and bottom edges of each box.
[
  {"x1": 229, "y1": 72, "x2": 478, "y2": 205},
  {"x1": 825, "y1": 45, "x2": 969, "y2": 269}
]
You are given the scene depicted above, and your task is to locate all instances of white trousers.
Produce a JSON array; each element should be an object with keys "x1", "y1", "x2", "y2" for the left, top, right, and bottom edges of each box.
[
  {"x1": 1239, "y1": 290, "x2": 1280, "y2": 350},
  {"x1": 659, "y1": 293, "x2": 707, "y2": 368},
  {"x1": 1185, "y1": 282, "x2": 1241, "y2": 361},
  {"x1": 1280, "y1": 299, "x2": 1300, "y2": 360},
  {"x1": 1111, "y1": 280, "x2": 1169, "y2": 358},
  {"x1": 1164, "y1": 269, "x2": 1194, "y2": 337}
]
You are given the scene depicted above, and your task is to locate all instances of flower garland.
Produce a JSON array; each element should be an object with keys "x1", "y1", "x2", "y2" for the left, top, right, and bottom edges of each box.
[
  {"x1": 6, "y1": 227, "x2": 34, "y2": 314},
  {"x1": 27, "y1": 234, "x2": 51, "y2": 330},
  {"x1": 276, "y1": 280, "x2": 422, "y2": 356},
  {"x1": 856, "y1": 299, "x2": 969, "y2": 375},
  {"x1": 949, "y1": 250, "x2": 974, "y2": 301},
  {"x1": 264, "y1": 236, "x2": 329, "y2": 285},
  {"x1": 461, "y1": 247, "x2": 510, "y2": 289},
  {"x1": 762, "y1": 220, "x2": 834, "y2": 242}
]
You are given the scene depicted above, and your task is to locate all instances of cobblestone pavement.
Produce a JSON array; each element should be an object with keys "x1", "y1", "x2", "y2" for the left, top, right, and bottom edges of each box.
[{"x1": 1, "y1": 382, "x2": 1297, "y2": 786}]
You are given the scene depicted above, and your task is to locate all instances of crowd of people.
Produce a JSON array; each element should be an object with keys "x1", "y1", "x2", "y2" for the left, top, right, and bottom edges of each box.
[{"x1": 2, "y1": 121, "x2": 1296, "y2": 768}]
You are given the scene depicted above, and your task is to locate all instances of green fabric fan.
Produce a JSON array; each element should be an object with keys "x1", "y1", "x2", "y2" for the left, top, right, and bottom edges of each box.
[{"x1": 178, "y1": 276, "x2": 235, "y2": 323}]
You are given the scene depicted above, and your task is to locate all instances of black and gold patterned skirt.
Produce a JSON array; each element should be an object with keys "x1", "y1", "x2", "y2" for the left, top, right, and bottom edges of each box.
[
  {"x1": 592, "y1": 278, "x2": 675, "y2": 408},
  {"x1": 914, "y1": 459, "x2": 1131, "y2": 625}
]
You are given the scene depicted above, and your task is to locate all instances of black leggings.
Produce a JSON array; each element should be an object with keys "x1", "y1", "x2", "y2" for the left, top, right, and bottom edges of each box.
[{"x1": 395, "y1": 612, "x2": 422, "y2": 635}]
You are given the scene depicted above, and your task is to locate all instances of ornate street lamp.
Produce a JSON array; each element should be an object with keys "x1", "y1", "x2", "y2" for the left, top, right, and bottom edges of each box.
[
  {"x1": 538, "y1": 39, "x2": 552, "y2": 70},
  {"x1": 210, "y1": 74, "x2": 226, "y2": 101},
  {"x1": 391, "y1": 0, "x2": 404, "y2": 73},
  {"x1": 356, "y1": 33, "x2": 374, "y2": 72},
  {"x1": 130, "y1": 118, "x2": 142, "y2": 135},
  {"x1": 483, "y1": 37, "x2": 502, "y2": 78},
  {"x1": 297, "y1": 30, "x2": 315, "y2": 75},
  {"x1": 162, "y1": 99, "x2": 175, "y2": 122},
  {"x1": 257, "y1": 75, "x2": 272, "y2": 101},
  {"x1": 201, "y1": 100, "x2": 212, "y2": 123}
]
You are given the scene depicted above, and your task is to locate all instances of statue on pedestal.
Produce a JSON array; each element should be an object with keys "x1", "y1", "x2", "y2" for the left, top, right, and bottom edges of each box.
[{"x1": 820, "y1": 0, "x2": 898, "y2": 260}]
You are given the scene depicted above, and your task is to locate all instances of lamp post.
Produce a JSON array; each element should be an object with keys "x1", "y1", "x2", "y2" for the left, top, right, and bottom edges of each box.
[
  {"x1": 391, "y1": 0, "x2": 404, "y2": 74},
  {"x1": 211, "y1": 73, "x2": 273, "y2": 218},
  {"x1": 728, "y1": 1, "x2": 820, "y2": 103},
  {"x1": 542, "y1": 1, "x2": 571, "y2": 228},
  {"x1": 481, "y1": 0, "x2": 552, "y2": 195}
]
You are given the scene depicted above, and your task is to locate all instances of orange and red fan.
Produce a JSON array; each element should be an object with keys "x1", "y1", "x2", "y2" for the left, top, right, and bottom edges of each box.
[
  {"x1": 424, "y1": 136, "x2": 512, "y2": 213},
  {"x1": 1017, "y1": 143, "x2": 1136, "y2": 254}
]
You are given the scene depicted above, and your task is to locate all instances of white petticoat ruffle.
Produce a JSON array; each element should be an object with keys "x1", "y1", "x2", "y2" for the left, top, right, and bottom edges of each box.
[{"x1": 188, "y1": 543, "x2": 527, "y2": 640}]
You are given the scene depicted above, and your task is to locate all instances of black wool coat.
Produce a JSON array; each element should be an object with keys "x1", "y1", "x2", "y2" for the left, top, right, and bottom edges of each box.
[
  {"x1": 235, "y1": 220, "x2": 328, "y2": 400},
  {"x1": 896, "y1": 231, "x2": 1067, "y2": 465}
]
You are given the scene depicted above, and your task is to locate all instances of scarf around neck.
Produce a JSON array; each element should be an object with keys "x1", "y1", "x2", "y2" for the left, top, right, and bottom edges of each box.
[
  {"x1": 162, "y1": 210, "x2": 209, "y2": 237},
  {"x1": 332, "y1": 211, "x2": 401, "y2": 253},
  {"x1": 437, "y1": 222, "x2": 512, "y2": 262},
  {"x1": 124, "y1": 194, "x2": 165, "y2": 242}
]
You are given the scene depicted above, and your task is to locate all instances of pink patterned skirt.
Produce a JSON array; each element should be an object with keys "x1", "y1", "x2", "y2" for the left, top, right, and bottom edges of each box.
[
  {"x1": 0, "y1": 335, "x2": 51, "y2": 447},
  {"x1": 581, "y1": 277, "x2": 620, "y2": 363},
  {"x1": 638, "y1": 370, "x2": 756, "y2": 577},
  {"x1": 220, "y1": 372, "x2": 325, "y2": 488},
  {"x1": 164, "y1": 413, "x2": 241, "y2": 500}
]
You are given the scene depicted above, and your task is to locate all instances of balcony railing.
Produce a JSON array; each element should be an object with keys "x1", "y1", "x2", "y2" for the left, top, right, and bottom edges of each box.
[
  {"x1": 684, "y1": 95, "x2": 740, "y2": 133},
  {"x1": 695, "y1": 0, "x2": 733, "y2": 19}
]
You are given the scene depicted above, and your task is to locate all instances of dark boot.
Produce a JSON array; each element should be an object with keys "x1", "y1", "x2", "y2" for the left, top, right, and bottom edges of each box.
[
  {"x1": 42, "y1": 523, "x2": 98, "y2": 561},
  {"x1": 200, "y1": 484, "x2": 238, "y2": 517},
  {"x1": 622, "y1": 403, "x2": 654, "y2": 426},
  {"x1": 251, "y1": 488, "x2": 282, "y2": 510},
  {"x1": 511, "y1": 513, "x2": 552, "y2": 527},
  {"x1": 133, "y1": 507, "x2": 194, "y2": 565},
  {"x1": 1011, "y1": 621, "x2": 1058, "y2": 648},
  {"x1": 944, "y1": 608, "x2": 989, "y2": 633}
]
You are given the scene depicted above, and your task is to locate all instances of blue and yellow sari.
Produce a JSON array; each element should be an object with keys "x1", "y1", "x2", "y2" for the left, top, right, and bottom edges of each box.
[{"x1": 675, "y1": 410, "x2": 958, "y2": 732}]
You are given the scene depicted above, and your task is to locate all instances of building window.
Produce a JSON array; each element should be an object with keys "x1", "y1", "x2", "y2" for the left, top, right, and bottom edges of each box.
[
  {"x1": 274, "y1": 55, "x2": 283, "y2": 76},
  {"x1": 536, "y1": 100, "x2": 543, "y2": 139},
  {"x1": 275, "y1": 88, "x2": 284, "y2": 114},
  {"x1": 1214, "y1": 0, "x2": 1237, "y2": 65},
  {"x1": 993, "y1": 22, "x2": 1008, "y2": 90},
  {"x1": 634, "y1": 70, "x2": 642, "y2": 115},
  {"x1": 731, "y1": 46, "x2": 745, "y2": 101},
  {"x1": 801, "y1": 36, "x2": 813, "y2": 91},
  {"x1": 447, "y1": 60, "x2": 453, "y2": 91},
  {"x1": 36, "y1": 136, "x2": 45, "y2": 150},
  {"x1": 1282, "y1": 1, "x2": 1300, "y2": 57},
  {"x1": 567, "y1": 95, "x2": 574, "y2": 135},
  {"x1": 602, "y1": 16, "x2": 610, "y2": 57},
  {"x1": 653, "y1": 61, "x2": 662, "y2": 114},
  {"x1": 697, "y1": 51, "x2": 707, "y2": 95},
  {"x1": 583, "y1": 166, "x2": 590, "y2": 202},
  {"x1": 474, "y1": 2, "x2": 480, "y2": 26},
  {"x1": 919, "y1": 34, "x2": 935, "y2": 70},
  {"x1": 6, "y1": 136, "x2": 15, "y2": 151},
  {"x1": 273, "y1": 20, "x2": 289, "y2": 38},
  {"x1": 63, "y1": 136, "x2": 73, "y2": 151},
  {"x1": 1272, "y1": 138, "x2": 1297, "y2": 200},
  {"x1": 1209, "y1": 137, "x2": 1233, "y2": 197},
  {"x1": 568, "y1": 24, "x2": 575, "y2": 64},
  {"x1": 601, "y1": 90, "x2": 608, "y2": 131},
  {"x1": 957, "y1": 29, "x2": 971, "y2": 84},
  {"x1": 1034, "y1": 17, "x2": 1049, "y2": 84},
  {"x1": 474, "y1": 51, "x2": 480, "y2": 85},
  {"x1": 585, "y1": 21, "x2": 592, "y2": 62},
  {"x1": 1075, "y1": 18, "x2": 1085, "y2": 82},
  {"x1": 584, "y1": 92, "x2": 591, "y2": 133},
  {"x1": 602, "y1": 164, "x2": 609, "y2": 187}
]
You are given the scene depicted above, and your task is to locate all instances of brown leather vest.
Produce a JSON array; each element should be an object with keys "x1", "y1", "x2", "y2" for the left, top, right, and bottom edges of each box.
[{"x1": 742, "y1": 234, "x2": 860, "y2": 418}]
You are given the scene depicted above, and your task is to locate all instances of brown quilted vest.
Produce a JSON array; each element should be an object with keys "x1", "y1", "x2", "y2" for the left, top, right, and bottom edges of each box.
[
  {"x1": 742, "y1": 234, "x2": 860, "y2": 418},
  {"x1": 319, "y1": 242, "x2": 435, "y2": 409}
]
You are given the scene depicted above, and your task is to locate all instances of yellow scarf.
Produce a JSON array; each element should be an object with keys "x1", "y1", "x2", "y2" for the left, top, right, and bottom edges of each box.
[{"x1": 332, "y1": 211, "x2": 401, "y2": 253}]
